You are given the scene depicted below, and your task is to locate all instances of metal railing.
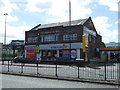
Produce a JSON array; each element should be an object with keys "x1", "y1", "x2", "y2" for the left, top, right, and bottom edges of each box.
[{"x1": 1, "y1": 59, "x2": 120, "y2": 84}]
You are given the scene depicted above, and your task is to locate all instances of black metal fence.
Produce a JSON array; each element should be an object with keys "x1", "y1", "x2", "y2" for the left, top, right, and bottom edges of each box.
[{"x1": 1, "y1": 60, "x2": 120, "y2": 84}]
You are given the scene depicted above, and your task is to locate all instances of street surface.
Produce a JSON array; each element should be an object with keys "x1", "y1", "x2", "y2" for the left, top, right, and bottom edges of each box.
[{"x1": 1, "y1": 74, "x2": 119, "y2": 88}]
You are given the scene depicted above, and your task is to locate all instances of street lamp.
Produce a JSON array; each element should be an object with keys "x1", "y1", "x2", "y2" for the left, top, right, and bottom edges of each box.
[
  {"x1": 3, "y1": 13, "x2": 8, "y2": 65},
  {"x1": 4, "y1": 13, "x2": 8, "y2": 45}
]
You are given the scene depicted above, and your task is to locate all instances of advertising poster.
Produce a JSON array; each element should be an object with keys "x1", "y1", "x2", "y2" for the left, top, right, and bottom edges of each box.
[
  {"x1": 26, "y1": 49, "x2": 36, "y2": 60},
  {"x1": 71, "y1": 50, "x2": 77, "y2": 60},
  {"x1": 62, "y1": 50, "x2": 70, "y2": 59}
]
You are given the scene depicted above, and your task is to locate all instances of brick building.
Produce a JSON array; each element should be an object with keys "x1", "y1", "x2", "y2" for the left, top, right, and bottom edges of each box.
[{"x1": 25, "y1": 17, "x2": 105, "y2": 61}]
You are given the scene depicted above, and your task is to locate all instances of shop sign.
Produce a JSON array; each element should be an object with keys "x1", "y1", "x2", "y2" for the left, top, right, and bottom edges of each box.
[
  {"x1": 25, "y1": 45, "x2": 36, "y2": 50},
  {"x1": 51, "y1": 45, "x2": 68, "y2": 49},
  {"x1": 40, "y1": 43, "x2": 82, "y2": 50},
  {"x1": 71, "y1": 43, "x2": 82, "y2": 49},
  {"x1": 40, "y1": 44, "x2": 69, "y2": 50},
  {"x1": 25, "y1": 42, "x2": 82, "y2": 51}
]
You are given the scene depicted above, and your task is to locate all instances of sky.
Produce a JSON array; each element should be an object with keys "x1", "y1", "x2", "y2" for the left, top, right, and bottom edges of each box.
[{"x1": 0, "y1": 0, "x2": 119, "y2": 44}]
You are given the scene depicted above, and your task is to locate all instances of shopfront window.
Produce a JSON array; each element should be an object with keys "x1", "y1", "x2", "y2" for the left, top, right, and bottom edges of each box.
[{"x1": 41, "y1": 50, "x2": 57, "y2": 60}]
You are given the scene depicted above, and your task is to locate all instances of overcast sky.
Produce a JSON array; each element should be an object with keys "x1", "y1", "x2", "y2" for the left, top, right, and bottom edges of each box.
[{"x1": 0, "y1": 0, "x2": 119, "y2": 44}]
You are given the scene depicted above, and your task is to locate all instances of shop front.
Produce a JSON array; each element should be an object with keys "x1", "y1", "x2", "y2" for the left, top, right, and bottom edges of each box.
[{"x1": 25, "y1": 42, "x2": 82, "y2": 61}]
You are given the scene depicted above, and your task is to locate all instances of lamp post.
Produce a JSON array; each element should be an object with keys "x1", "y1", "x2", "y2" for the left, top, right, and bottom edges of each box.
[
  {"x1": 4, "y1": 13, "x2": 8, "y2": 45},
  {"x1": 3, "y1": 13, "x2": 8, "y2": 64}
]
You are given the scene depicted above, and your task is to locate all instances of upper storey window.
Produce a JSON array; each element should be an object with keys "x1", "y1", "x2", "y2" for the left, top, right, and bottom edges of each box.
[
  {"x1": 27, "y1": 33, "x2": 38, "y2": 43},
  {"x1": 28, "y1": 37, "x2": 38, "y2": 43},
  {"x1": 41, "y1": 34, "x2": 58, "y2": 42},
  {"x1": 63, "y1": 34, "x2": 77, "y2": 41}
]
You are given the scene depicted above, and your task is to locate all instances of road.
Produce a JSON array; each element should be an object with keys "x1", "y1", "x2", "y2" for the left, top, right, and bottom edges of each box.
[{"x1": 1, "y1": 74, "x2": 119, "y2": 88}]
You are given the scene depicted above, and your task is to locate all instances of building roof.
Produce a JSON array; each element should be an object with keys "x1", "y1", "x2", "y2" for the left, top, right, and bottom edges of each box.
[
  {"x1": 31, "y1": 17, "x2": 89, "y2": 30},
  {"x1": 11, "y1": 40, "x2": 24, "y2": 45}
]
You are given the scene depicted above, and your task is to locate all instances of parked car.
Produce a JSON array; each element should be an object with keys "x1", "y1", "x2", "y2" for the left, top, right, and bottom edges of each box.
[{"x1": 13, "y1": 56, "x2": 30, "y2": 63}]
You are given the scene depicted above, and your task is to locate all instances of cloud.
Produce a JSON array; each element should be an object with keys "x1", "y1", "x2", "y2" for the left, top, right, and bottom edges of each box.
[
  {"x1": 10, "y1": 0, "x2": 28, "y2": 3},
  {"x1": 115, "y1": 19, "x2": 120, "y2": 24},
  {"x1": 93, "y1": 16, "x2": 118, "y2": 43},
  {"x1": 0, "y1": 0, "x2": 18, "y2": 14},
  {"x1": 25, "y1": 0, "x2": 93, "y2": 22},
  {"x1": 0, "y1": 0, "x2": 19, "y2": 23},
  {"x1": 0, "y1": 0, "x2": 32, "y2": 44},
  {"x1": 98, "y1": 0, "x2": 119, "y2": 11},
  {"x1": 25, "y1": 0, "x2": 52, "y2": 13},
  {"x1": 0, "y1": 21, "x2": 32, "y2": 44},
  {"x1": 0, "y1": 15, "x2": 19, "y2": 23}
]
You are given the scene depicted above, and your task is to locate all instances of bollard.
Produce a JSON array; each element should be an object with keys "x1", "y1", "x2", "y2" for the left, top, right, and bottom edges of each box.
[
  {"x1": 78, "y1": 66, "x2": 80, "y2": 78},
  {"x1": 55, "y1": 64, "x2": 58, "y2": 77},
  {"x1": 36, "y1": 62, "x2": 39, "y2": 77},
  {"x1": 2, "y1": 60, "x2": 4, "y2": 65},
  {"x1": 8, "y1": 60, "x2": 9, "y2": 72},
  {"x1": 21, "y1": 63, "x2": 23, "y2": 74}
]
